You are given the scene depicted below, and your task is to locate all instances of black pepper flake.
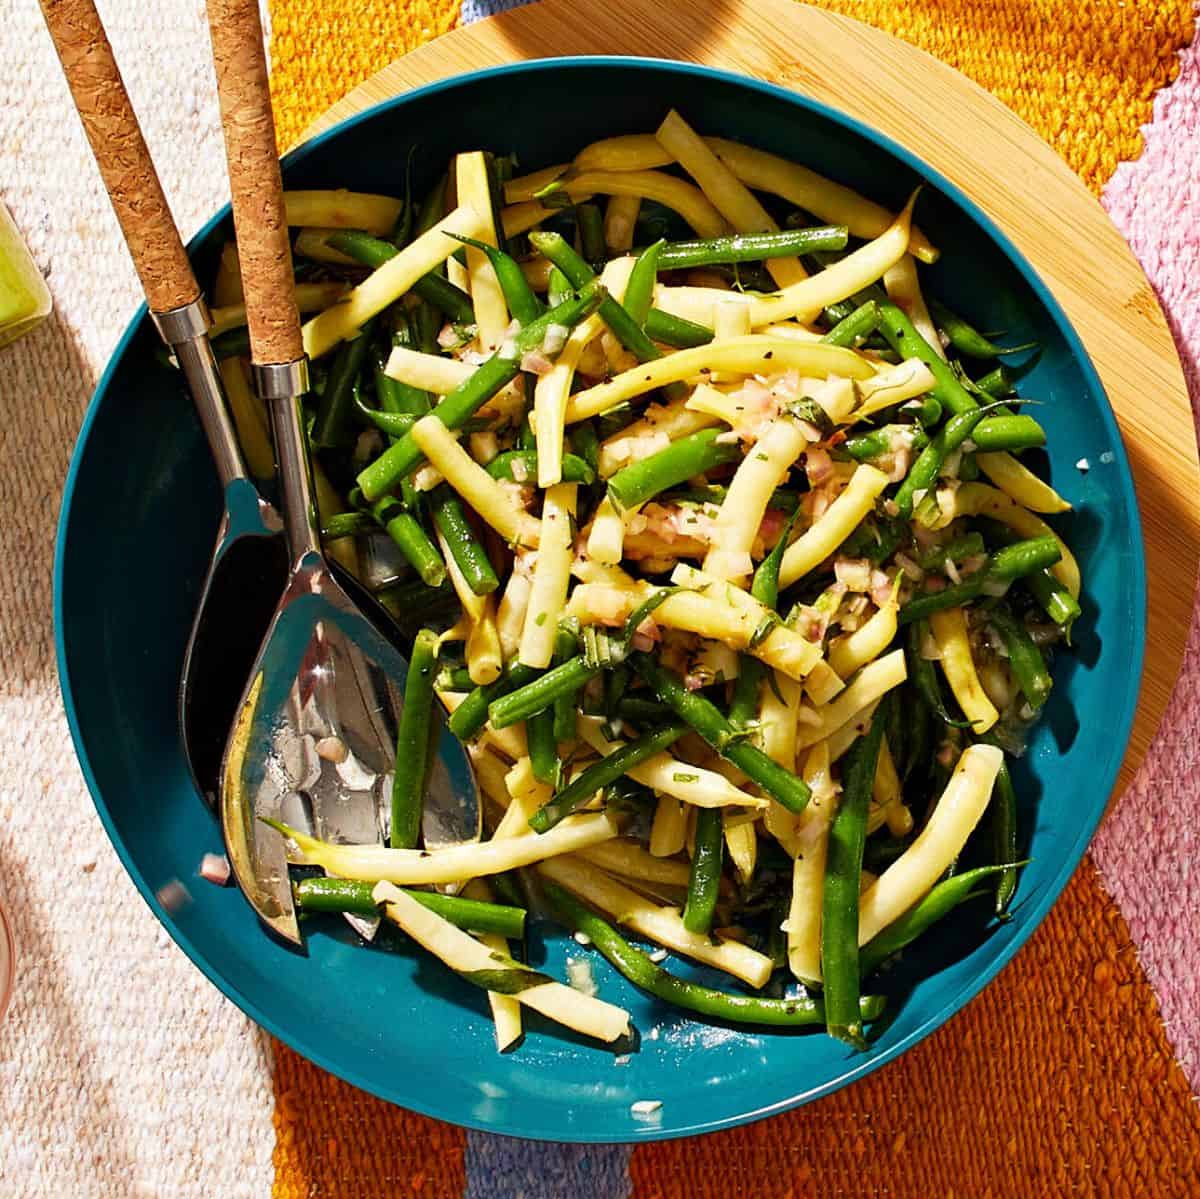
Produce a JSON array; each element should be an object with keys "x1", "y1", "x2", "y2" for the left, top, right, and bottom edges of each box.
[{"x1": 763, "y1": 351, "x2": 774, "y2": 360}]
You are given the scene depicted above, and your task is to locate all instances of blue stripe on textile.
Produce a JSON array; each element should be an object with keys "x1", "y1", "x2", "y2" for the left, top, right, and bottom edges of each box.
[
  {"x1": 465, "y1": 1135, "x2": 633, "y2": 1199},
  {"x1": 460, "y1": 0, "x2": 536, "y2": 25}
]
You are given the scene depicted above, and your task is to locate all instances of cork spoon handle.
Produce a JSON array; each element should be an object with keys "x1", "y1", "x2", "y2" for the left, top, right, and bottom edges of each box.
[{"x1": 205, "y1": 0, "x2": 302, "y2": 368}]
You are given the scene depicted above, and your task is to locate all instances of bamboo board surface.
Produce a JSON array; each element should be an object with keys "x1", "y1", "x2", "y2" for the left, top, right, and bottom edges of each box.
[{"x1": 302, "y1": 0, "x2": 1199, "y2": 792}]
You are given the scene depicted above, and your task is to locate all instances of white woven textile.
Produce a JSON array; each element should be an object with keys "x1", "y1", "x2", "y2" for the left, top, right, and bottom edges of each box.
[{"x1": 0, "y1": 2, "x2": 277, "y2": 1194}]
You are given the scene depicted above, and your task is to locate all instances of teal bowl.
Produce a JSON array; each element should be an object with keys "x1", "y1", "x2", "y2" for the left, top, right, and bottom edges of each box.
[{"x1": 54, "y1": 58, "x2": 1145, "y2": 1141}]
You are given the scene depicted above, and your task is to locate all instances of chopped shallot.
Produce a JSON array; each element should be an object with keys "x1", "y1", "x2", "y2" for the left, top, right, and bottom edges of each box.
[
  {"x1": 834, "y1": 557, "x2": 873, "y2": 592},
  {"x1": 805, "y1": 447, "x2": 834, "y2": 486},
  {"x1": 520, "y1": 349, "x2": 555, "y2": 376},
  {"x1": 199, "y1": 853, "x2": 231, "y2": 886},
  {"x1": 542, "y1": 323, "x2": 570, "y2": 355}
]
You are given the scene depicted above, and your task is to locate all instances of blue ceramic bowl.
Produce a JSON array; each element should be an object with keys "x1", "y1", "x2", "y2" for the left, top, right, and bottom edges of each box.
[{"x1": 55, "y1": 59, "x2": 1144, "y2": 1141}]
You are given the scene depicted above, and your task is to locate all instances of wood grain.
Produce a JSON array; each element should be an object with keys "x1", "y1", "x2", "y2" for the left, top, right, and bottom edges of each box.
[
  {"x1": 39, "y1": 0, "x2": 199, "y2": 315},
  {"x1": 207, "y1": 0, "x2": 303, "y2": 366},
  {"x1": 301, "y1": 0, "x2": 1199, "y2": 795}
]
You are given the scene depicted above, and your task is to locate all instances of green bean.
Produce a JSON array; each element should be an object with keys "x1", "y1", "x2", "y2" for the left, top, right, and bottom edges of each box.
[
  {"x1": 412, "y1": 298, "x2": 440, "y2": 355},
  {"x1": 415, "y1": 171, "x2": 447, "y2": 238},
  {"x1": 324, "y1": 230, "x2": 477, "y2": 324},
  {"x1": 355, "y1": 403, "x2": 417, "y2": 439},
  {"x1": 485, "y1": 449, "x2": 595, "y2": 485},
  {"x1": 446, "y1": 662, "x2": 540, "y2": 743},
  {"x1": 483, "y1": 152, "x2": 514, "y2": 254},
  {"x1": 614, "y1": 696, "x2": 673, "y2": 725},
  {"x1": 977, "y1": 520, "x2": 1080, "y2": 632},
  {"x1": 576, "y1": 202, "x2": 607, "y2": 271},
  {"x1": 821, "y1": 698, "x2": 887, "y2": 1048},
  {"x1": 607, "y1": 428, "x2": 741, "y2": 511},
  {"x1": 357, "y1": 283, "x2": 606, "y2": 499},
  {"x1": 728, "y1": 508, "x2": 798, "y2": 725},
  {"x1": 753, "y1": 506, "x2": 798, "y2": 612},
  {"x1": 904, "y1": 621, "x2": 967, "y2": 727},
  {"x1": 928, "y1": 298, "x2": 1036, "y2": 359},
  {"x1": 326, "y1": 228, "x2": 475, "y2": 324},
  {"x1": 898, "y1": 536, "x2": 1062, "y2": 624},
  {"x1": 529, "y1": 720, "x2": 688, "y2": 832},
  {"x1": 390, "y1": 161, "x2": 416, "y2": 249},
  {"x1": 294, "y1": 877, "x2": 526, "y2": 939},
  {"x1": 975, "y1": 365, "x2": 1014, "y2": 398},
  {"x1": 312, "y1": 319, "x2": 376, "y2": 448},
  {"x1": 369, "y1": 495, "x2": 446, "y2": 587},
  {"x1": 569, "y1": 423, "x2": 600, "y2": 478},
  {"x1": 375, "y1": 582, "x2": 457, "y2": 636},
  {"x1": 987, "y1": 751, "x2": 1020, "y2": 916},
  {"x1": 969, "y1": 414, "x2": 1046, "y2": 453},
  {"x1": 914, "y1": 395, "x2": 943, "y2": 427},
  {"x1": 428, "y1": 485, "x2": 498, "y2": 596},
  {"x1": 893, "y1": 404, "x2": 996, "y2": 519},
  {"x1": 547, "y1": 265, "x2": 573, "y2": 308},
  {"x1": 489, "y1": 656, "x2": 601, "y2": 730},
  {"x1": 915, "y1": 532, "x2": 986, "y2": 572},
  {"x1": 858, "y1": 864, "x2": 1020, "y2": 977},
  {"x1": 322, "y1": 511, "x2": 375, "y2": 540},
  {"x1": 529, "y1": 231, "x2": 685, "y2": 399},
  {"x1": 594, "y1": 404, "x2": 640, "y2": 443},
  {"x1": 543, "y1": 881, "x2": 885, "y2": 1027},
  {"x1": 878, "y1": 301, "x2": 978, "y2": 418},
  {"x1": 682, "y1": 807, "x2": 724, "y2": 934},
  {"x1": 988, "y1": 606, "x2": 1052, "y2": 710},
  {"x1": 632, "y1": 655, "x2": 811, "y2": 813},
  {"x1": 623, "y1": 239, "x2": 665, "y2": 327},
  {"x1": 376, "y1": 329, "x2": 430, "y2": 420},
  {"x1": 550, "y1": 625, "x2": 581, "y2": 742},
  {"x1": 656, "y1": 226, "x2": 849, "y2": 269},
  {"x1": 412, "y1": 273, "x2": 477, "y2": 324},
  {"x1": 821, "y1": 297, "x2": 858, "y2": 326},
  {"x1": 821, "y1": 300, "x2": 881, "y2": 348},
  {"x1": 1025, "y1": 568, "x2": 1082, "y2": 632},
  {"x1": 841, "y1": 424, "x2": 929, "y2": 464},
  {"x1": 517, "y1": 402, "x2": 537, "y2": 450},
  {"x1": 838, "y1": 515, "x2": 907, "y2": 564},
  {"x1": 527, "y1": 704, "x2": 560, "y2": 786},
  {"x1": 450, "y1": 233, "x2": 542, "y2": 325},
  {"x1": 390, "y1": 628, "x2": 438, "y2": 848},
  {"x1": 644, "y1": 307, "x2": 714, "y2": 348},
  {"x1": 726, "y1": 659, "x2": 763, "y2": 731},
  {"x1": 436, "y1": 666, "x2": 475, "y2": 693}
]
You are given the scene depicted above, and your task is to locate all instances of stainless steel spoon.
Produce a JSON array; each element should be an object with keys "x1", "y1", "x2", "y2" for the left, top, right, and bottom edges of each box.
[
  {"x1": 38, "y1": 0, "x2": 286, "y2": 810},
  {"x1": 205, "y1": 0, "x2": 479, "y2": 945}
]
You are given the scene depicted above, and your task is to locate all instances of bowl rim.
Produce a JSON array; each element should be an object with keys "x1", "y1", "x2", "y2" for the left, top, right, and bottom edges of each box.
[{"x1": 53, "y1": 54, "x2": 1147, "y2": 1142}]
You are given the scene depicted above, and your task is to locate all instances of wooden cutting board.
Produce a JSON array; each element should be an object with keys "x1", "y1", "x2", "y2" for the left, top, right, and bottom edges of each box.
[{"x1": 302, "y1": 0, "x2": 1199, "y2": 793}]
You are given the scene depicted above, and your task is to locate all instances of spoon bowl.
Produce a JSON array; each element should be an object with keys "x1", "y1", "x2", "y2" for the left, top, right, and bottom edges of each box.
[{"x1": 222, "y1": 549, "x2": 478, "y2": 945}]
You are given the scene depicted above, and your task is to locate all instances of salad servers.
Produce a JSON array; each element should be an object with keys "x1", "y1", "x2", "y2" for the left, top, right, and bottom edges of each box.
[
  {"x1": 38, "y1": 0, "x2": 288, "y2": 811},
  {"x1": 204, "y1": 0, "x2": 479, "y2": 945}
]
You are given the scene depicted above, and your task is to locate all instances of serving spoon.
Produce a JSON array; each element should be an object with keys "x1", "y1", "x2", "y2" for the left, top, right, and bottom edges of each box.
[
  {"x1": 204, "y1": 0, "x2": 479, "y2": 945},
  {"x1": 37, "y1": 0, "x2": 287, "y2": 811}
]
